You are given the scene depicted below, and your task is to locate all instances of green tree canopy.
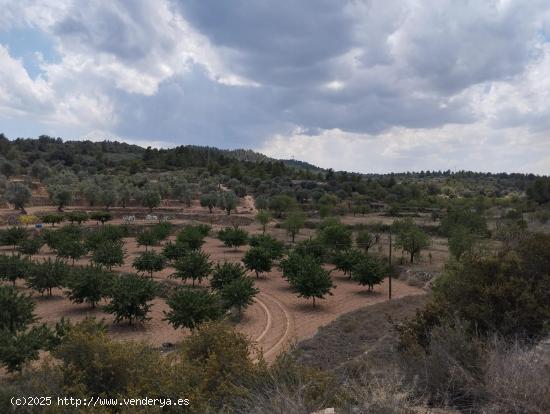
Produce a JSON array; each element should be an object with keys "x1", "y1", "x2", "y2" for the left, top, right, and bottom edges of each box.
[
  {"x1": 0, "y1": 254, "x2": 29, "y2": 285},
  {"x1": 218, "y1": 227, "x2": 249, "y2": 251},
  {"x1": 393, "y1": 218, "x2": 431, "y2": 263},
  {"x1": 200, "y1": 192, "x2": 218, "y2": 213},
  {"x1": 4, "y1": 182, "x2": 31, "y2": 213},
  {"x1": 242, "y1": 247, "x2": 273, "y2": 279},
  {"x1": 288, "y1": 256, "x2": 335, "y2": 307},
  {"x1": 255, "y1": 210, "x2": 272, "y2": 234},
  {"x1": 172, "y1": 250, "x2": 212, "y2": 286},
  {"x1": 91, "y1": 240, "x2": 125, "y2": 270},
  {"x1": 27, "y1": 258, "x2": 70, "y2": 296},
  {"x1": 219, "y1": 276, "x2": 259, "y2": 317},
  {"x1": 210, "y1": 261, "x2": 247, "y2": 291},
  {"x1": 164, "y1": 288, "x2": 223, "y2": 330},
  {"x1": 217, "y1": 191, "x2": 238, "y2": 215},
  {"x1": 282, "y1": 211, "x2": 306, "y2": 242},
  {"x1": 332, "y1": 248, "x2": 363, "y2": 278},
  {"x1": 177, "y1": 225, "x2": 209, "y2": 250},
  {"x1": 65, "y1": 265, "x2": 114, "y2": 308},
  {"x1": 351, "y1": 255, "x2": 386, "y2": 291},
  {"x1": 133, "y1": 251, "x2": 165, "y2": 278},
  {"x1": 105, "y1": 274, "x2": 157, "y2": 325},
  {"x1": 249, "y1": 234, "x2": 285, "y2": 260}
]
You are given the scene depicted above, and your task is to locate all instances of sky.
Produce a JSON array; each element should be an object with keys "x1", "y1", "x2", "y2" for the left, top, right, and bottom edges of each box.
[{"x1": 0, "y1": 0, "x2": 550, "y2": 174}]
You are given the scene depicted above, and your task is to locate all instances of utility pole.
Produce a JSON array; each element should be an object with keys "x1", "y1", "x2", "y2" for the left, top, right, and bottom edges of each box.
[{"x1": 388, "y1": 227, "x2": 392, "y2": 300}]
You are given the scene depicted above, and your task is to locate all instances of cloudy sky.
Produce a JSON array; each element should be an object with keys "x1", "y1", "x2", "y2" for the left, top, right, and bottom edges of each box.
[{"x1": 1, "y1": 0, "x2": 550, "y2": 174}]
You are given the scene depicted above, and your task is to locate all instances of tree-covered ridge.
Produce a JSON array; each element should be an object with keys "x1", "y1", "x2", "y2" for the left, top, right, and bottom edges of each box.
[{"x1": 1, "y1": 134, "x2": 548, "y2": 216}]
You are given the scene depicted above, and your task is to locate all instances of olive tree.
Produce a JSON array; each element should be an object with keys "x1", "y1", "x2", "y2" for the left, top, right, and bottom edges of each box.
[
  {"x1": 217, "y1": 191, "x2": 238, "y2": 215},
  {"x1": 255, "y1": 210, "x2": 272, "y2": 234},
  {"x1": 4, "y1": 182, "x2": 31, "y2": 214},
  {"x1": 282, "y1": 211, "x2": 306, "y2": 243},
  {"x1": 200, "y1": 193, "x2": 218, "y2": 213}
]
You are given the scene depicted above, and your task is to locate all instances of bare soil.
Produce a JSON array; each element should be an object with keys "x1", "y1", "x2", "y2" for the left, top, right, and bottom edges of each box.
[{"x1": 1, "y1": 208, "x2": 430, "y2": 362}]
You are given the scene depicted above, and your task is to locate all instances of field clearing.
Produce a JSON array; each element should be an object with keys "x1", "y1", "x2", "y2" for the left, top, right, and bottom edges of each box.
[{"x1": 0, "y1": 204, "x2": 435, "y2": 362}]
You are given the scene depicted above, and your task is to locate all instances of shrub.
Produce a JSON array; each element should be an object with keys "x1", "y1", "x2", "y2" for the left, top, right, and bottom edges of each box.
[{"x1": 18, "y1": 214, "x2": 39, "y2": 227}]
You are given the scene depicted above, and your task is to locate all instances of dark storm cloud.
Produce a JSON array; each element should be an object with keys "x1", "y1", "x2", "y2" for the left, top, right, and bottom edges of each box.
[
  {"x1": 174, "y1": 0, "x2": 354, "y2": 87},
  {"x1": 110, "y1": 66, "x2": 293, "y2": 148}
]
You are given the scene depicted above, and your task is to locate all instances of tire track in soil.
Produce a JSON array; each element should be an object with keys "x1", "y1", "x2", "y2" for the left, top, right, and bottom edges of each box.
[{"x1": 255, "y1": 291, "x2": 294, "y2": 362}]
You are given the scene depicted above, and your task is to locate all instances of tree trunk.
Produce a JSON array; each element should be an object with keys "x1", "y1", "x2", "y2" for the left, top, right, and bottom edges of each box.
[
  {"x1": 410, "y1": 252, "x2": 414, "y2": 263},
  {"x1": 312, "y1": 297, "x2": 316, "y2": 307}
]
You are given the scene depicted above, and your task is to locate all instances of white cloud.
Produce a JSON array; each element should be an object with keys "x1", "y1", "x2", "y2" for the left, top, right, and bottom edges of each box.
[
  {"x1": 0, "y1": 0, "x2": 550, "y2": 173},
  {"x1": 0, "y1": 44, "x2": 54, "y2": 116}
]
